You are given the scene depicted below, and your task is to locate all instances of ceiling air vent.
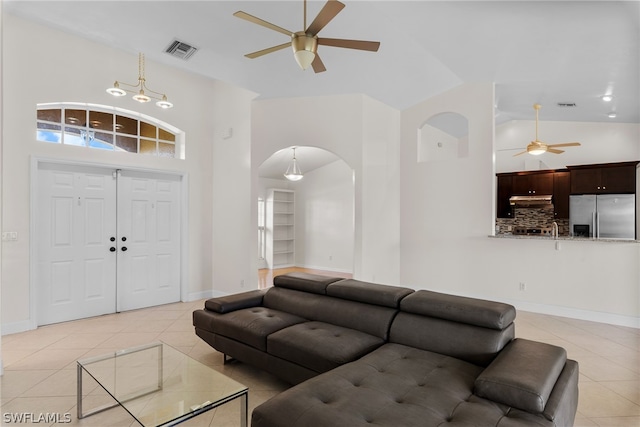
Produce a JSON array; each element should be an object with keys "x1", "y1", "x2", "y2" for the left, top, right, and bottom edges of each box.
[
  {"x1": 556, "y1": 102, "x2": 577, "y2": 107},
  {"x1": 165, "y1": 39, "x2": 198, "y2": 61}
]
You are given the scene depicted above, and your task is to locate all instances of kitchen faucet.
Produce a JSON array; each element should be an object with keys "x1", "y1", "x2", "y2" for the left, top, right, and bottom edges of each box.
[{"x1": 552, "y1": 221, "x2": 558, "y2": 240}]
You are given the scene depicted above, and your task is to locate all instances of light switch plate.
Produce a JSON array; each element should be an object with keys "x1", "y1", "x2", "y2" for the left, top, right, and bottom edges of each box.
[{"x1": 2, "y1": 232, "x2": 18, "y2": 241}]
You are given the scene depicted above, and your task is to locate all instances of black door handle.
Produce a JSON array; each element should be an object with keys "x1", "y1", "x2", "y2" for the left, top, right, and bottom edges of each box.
[
  {"x1": 122, "y1": 246, "x2": 128, "y2": 252},
  {"x1": 110, "y1": 247, "x2": 116, "y2": 252},
  {"x1": 122, "y1": 237, "x2": 127, "y2": 242},
  {"x1": 110, "y1": 237, "x2": 116, "y2": 242}
]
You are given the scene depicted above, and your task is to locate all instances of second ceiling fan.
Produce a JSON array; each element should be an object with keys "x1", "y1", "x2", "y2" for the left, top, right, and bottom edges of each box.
[
  {"x1": 234, "y1": 0, "x2": 380, "y2": 73},
  {"x1": 514, "y1": 104, "x2": 581, "y2": 156}
]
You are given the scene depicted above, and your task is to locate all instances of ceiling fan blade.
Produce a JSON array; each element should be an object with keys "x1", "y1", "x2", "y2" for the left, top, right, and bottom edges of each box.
[
  {"x1": 547, "y1": 148, "x2": 565, "y2": 154},
  {"x1": 513, "y1": 150, "x2": 529, "y2": 157},
  {"x1": 318, "y1": 38, "x2": 380, "y2": 51},
  {"x1": 311, "y1": 54, "x2": 327, "y2": 73},
  {"x1": 306, "y1": 0, "x2": 345, "y2": 36},
  {"x1": 547, "y1": 142, "x2": 581, "y2": 148},
  {"x1": 233, "y1": 11, "x2": 293, "y2": 37},
  {"x1": 245, "y1": 42, "x2": 291, "y2": 59}
]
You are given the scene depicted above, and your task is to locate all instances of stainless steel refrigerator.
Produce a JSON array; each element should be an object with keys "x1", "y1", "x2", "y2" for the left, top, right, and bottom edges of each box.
[{"x1": 569, "y1": 194, "x2": 636, "y2": 240}]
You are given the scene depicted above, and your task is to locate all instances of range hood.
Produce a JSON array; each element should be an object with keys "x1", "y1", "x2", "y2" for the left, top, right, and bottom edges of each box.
[{"x1": 509, "y1": 195, "x2": 553, "y2": 206}]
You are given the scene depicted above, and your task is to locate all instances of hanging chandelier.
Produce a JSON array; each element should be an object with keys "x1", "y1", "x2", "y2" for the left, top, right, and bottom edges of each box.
[
  {"x1": 106, "y1": 53, "x2": 173, "y2": 109},
  {"x1": 284, "y1": 147, "x2": 303, "y2": 181}
]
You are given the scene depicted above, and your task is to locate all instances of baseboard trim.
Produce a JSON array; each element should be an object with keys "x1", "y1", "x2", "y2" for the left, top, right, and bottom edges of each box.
[
  {"x1": 2, "y1": 319, "x2": 36, "y2": 336},
  {"x1": 296, "y1": 264, "x2": 353, "y2": 275},
  {"x1": 507, "y1": 299, "x2": 640, "y2": 329},
  {"x1": 186, "y1": 289, "x2": 217, "y2": 302}
]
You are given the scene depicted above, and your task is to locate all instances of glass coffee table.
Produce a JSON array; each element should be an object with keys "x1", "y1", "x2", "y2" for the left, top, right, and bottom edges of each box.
[{"x1": 77, "y1": 341, "x2": 248, "y2": 426}]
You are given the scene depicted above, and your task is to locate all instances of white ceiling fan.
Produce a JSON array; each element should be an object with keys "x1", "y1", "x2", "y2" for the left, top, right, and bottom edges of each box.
[{"x1": 513, "y1": 104, "x2": 581, "y2": 156}]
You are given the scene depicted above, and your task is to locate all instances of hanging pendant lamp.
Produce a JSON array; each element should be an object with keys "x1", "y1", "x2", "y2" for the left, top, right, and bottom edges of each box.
[
  {"x1": 284, "y1": 147, "x2": 303, "y2": 181},
  {"x1": 106, "y1": 53, "x2": 173, "y2": 109}
]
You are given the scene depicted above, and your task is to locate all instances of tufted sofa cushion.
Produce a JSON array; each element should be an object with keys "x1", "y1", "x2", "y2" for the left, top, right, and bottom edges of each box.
[
  {"x1": 267, "y1": 321, "x2": 385, "y2": 373},
  {"x1": 252, "y1": 343, "x2": 555, "y2": 427},
  {"x1": 208, "y1": 307, "x2": 306, "y2": 352}
]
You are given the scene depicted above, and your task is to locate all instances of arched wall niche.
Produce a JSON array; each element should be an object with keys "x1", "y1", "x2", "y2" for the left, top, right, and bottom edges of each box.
[{"x1": 417, "y1": 112, "x2": 470, "y2": 163}]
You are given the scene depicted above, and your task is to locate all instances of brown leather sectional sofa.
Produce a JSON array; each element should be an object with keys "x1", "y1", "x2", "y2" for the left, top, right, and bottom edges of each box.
[{"x1": 193, "y1": 272, "x2": 579, "y2": 426}]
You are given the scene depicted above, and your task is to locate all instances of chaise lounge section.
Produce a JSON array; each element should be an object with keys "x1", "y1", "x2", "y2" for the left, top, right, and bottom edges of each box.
[{"x1": 193, "y1": 273, "x2": 579, "y2": 426}]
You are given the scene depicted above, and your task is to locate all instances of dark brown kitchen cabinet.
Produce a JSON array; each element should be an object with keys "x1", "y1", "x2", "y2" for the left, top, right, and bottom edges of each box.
[
  {"x1": 568, "y1": 161, "x2": 638, "y2": 194},
  {"x1": 553, "y1": 171, "x2": 570, "y2": 218},
  {"x1": 511, "y1": 171, "x2": 554, "y2": 195},
  {"x1": 496, "y1": 175, "x2": 513, "y2": 218}
]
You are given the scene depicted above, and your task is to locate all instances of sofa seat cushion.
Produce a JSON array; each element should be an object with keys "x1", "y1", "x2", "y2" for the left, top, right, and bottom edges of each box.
[
  {"x1": 267, "y1": 321, "x2": 385, "y2": 373},
  {"x1": 211, "y1": 307, "x2": 306, "y2": 352},
  {"x1": 253, "y1": 343, "x2": 556, "y2": 427}
]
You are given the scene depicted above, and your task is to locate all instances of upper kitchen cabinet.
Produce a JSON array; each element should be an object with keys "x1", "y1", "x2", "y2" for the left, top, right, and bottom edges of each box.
[
  {"x1": 511, "y1": 171, "x2": 554, "y2": 195},
  {"x1": 496, "y1": 174, "x2": 513, "y2": 218},
  {"x1": 553, "y1": 171, "x2": 570, "y2": 219},
  {"x1": 568, "y1": 161, "x2": 639, "y2": 194}
]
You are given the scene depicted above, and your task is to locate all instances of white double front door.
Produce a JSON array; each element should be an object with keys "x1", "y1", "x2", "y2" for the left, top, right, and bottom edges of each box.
[{"x1": 36, "y1": 162, "x2": 182, "y2": 326}]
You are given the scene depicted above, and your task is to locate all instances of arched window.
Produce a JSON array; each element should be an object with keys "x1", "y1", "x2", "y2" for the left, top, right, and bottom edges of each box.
[{"x1": 36, "y1": 103, "x2": 184, "y2": 159}]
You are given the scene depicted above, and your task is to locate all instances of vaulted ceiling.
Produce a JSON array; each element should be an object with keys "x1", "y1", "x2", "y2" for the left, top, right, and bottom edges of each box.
[{"x1": 5, "y1": 0, "x2": 639, "y2": 126}]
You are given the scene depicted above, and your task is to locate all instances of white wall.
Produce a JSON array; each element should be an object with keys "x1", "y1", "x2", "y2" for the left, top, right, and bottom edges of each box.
[
  {"x1": 359, "y1": 98, "x2": 401, "y2": 284},
  {"x1": 401, "y1": 83, "x2": 639, "y2": 327},
  {"x1": 251, "y1": 95, "x2": 401, "y2": 284},
  {"x1": 496, "y1": 120, "x2": 640, "y2": 173},
  {"x1": 1, "y1": 14, "x2": 255, "y2": 332},
  {"x1": 0, "y1": 0, "x2": 4, "y2": 372},
  {"x1": 210, "y1": 80, "x2": 258, "y2": 296},
  {"x1": 294, "y1": 160, "x2": 354, "y2": 273}
]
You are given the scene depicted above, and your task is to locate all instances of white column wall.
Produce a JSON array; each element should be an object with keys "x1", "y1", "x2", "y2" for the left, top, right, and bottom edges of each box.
[
  {"x1": 210, "y1": 80, "x2": 258, "y2": 295},
  {"x1": 359, "y1": 98, "x2": 401, "y2": 284}
]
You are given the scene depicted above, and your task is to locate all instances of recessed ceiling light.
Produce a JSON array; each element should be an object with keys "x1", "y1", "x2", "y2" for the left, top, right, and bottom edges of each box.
[
  {"x1": 607, "y1": 112, "x2": 617, "y2": 118},
  {"x1": 602, "y1": 95, "x2": 613, "y2": 102}
]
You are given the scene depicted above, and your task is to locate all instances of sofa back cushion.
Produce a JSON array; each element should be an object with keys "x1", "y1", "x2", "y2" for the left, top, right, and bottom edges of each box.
[
  {"x1": 400, "y1": 290, "x2": 516, "y2": 329},
  {"x1": 389, "y1": 290, "x2": 516, "y2": 366},
  {"x1": 273, "y1": 272, "x2": 343, "y2": 295},
  {"x1": 326, "y1": 279, "x2": 414, "y2": 308},
  {"x1": 264, "y1": 287, "x2": 398, "y2": 340}
]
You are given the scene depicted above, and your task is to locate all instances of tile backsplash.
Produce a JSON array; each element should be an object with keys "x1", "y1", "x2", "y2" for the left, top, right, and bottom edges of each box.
[{"x1": 496, "y1": 205, "x2": 569, "y2": 235}]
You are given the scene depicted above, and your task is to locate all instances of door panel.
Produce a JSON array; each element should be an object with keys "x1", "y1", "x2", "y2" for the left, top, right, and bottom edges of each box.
[
  {"x1": 117, "y1": 170, "x2": 181, "y2": 311},
  {"x1": 37, "y1": 163, "x2": 117, "y2": 325}
]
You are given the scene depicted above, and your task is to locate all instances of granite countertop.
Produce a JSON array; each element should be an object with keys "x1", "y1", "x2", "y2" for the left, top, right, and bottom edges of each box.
[{"x1": 490, "y1": 234, "x2": 640, "y2": 244}]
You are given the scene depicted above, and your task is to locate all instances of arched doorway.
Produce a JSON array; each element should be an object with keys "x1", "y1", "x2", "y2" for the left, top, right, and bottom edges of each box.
[{"x1": 257, "y1": 146, "x2": 354, "y2": 287}]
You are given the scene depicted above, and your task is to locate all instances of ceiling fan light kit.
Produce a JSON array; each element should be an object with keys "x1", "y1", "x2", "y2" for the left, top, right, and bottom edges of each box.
[
  {"x1": 292, "y1": 32, "x2": 318, "y2": 70},
  {"x1": 106, "y1": 53, "x2": 173, "y2": 109},
  {"x1": 234, "y1": 0, "x2": 380, "y2": 73},
  {"x1": 513, "y1": 104, "x2": 581, "y2": 157}
]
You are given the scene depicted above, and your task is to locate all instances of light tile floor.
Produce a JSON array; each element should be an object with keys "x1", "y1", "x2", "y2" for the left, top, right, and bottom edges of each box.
[{"x1": 1, "y1": 294, "x2": 639, "y2": 426}]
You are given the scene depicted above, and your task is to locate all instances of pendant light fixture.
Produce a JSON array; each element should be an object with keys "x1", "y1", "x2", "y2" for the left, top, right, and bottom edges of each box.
[
  {"x1": 107, "y1": 53, "x2": 173, "y2": 109},
  {"x1": 284, "y1": 147, "x2": 303, "y2": 181}
]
